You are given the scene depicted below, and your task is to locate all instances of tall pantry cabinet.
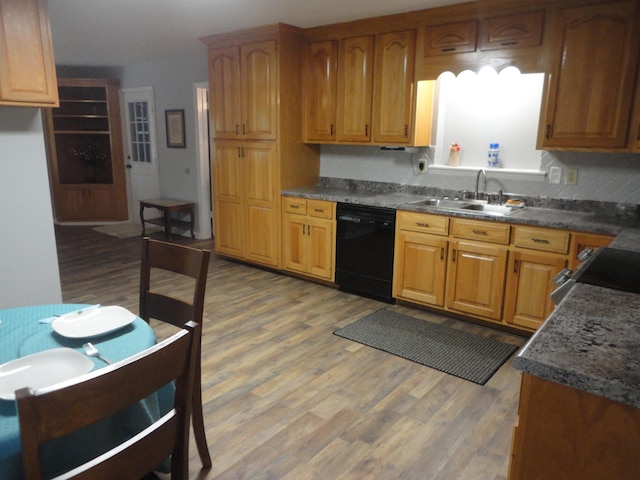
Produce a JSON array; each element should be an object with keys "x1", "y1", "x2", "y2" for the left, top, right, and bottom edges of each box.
[{"x1": 202, "y1": 24, "x2": 320, "y2": 268}]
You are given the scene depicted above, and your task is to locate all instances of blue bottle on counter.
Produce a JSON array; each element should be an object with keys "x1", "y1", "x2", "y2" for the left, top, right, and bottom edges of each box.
[{"x1": 488, "y1": 143, "x2": 500, "y2": 168}]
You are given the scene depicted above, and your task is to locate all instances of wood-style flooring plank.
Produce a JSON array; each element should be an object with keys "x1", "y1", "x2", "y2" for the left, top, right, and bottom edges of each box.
[{"x1": 54, "y1": 225, "x2": 526, "y2": 479}]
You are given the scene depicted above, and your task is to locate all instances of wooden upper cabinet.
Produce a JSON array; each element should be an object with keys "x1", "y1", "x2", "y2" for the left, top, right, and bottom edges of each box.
[
  {"x1": 480, "y1": 11, "x2": 544, "y2": 51},
  {"x1": 303, "y1": 40, "x2": 337, "y2": 142},
  {"x1": 373, "y1": 30, "x2": 416, "y2": 144},
  {"x1": 539, "y1": 0, "x2": 640, "y2": 150},
  {"x1": 424, "y1": 21, "x2": 478, "y2": 56},
  {"x1": 208, "y1": 41, "x2": 277, "y2": 140},
  {"x1": 208, "y1": 46, "x2": 242, "y2": 139},
  {"x1": 0, "y1": 0, "x2": 58, "y2": 107},
  {"x1": 631, "y1": 67, "x2": 640, "y2": 153},
  {"x1": 337, "y1": 35, "x2": 374, "y2": 142},
  {"x1": 241, "y1": 41, "x2": 277, "y2": 140}
]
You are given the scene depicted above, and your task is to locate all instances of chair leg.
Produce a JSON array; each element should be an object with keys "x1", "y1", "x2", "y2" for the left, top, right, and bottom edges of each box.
[{"x1": 192, "y1": 353, "x2": 212, "y2": 469}]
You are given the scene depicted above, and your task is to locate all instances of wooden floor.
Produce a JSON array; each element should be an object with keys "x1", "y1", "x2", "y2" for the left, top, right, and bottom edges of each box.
[{"x1": 55, "y1": 225, "x2": 526, "y2": 480}]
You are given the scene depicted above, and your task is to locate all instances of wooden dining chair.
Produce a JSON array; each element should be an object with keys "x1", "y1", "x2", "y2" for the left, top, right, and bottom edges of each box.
[
  {"x1": 139, "y1": 237, "x2": 212, "y2": 469},
  {"x1": 17, "y1": 321, "x2": 200, "y2": 480}
]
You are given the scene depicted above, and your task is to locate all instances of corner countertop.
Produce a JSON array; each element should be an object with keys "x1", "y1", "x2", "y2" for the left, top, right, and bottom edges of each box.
[{"x1": 513, "y1": 283, "x2": 640, "y2": 408}]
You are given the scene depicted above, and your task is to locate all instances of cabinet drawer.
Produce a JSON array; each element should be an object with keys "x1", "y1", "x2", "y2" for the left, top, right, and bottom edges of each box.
[
  {"x1": 513, "y1": 226, "x2": 570, "y2": 254},
  {"x1": 283, "y1": 197, "x2": 307, "y2": 215},
  {"x1": 397, "y1": 211, "x2": 449, "y2": 235},
  {"x1": 307, "y1": 200, "x2": 334, "y2": 219},
  {"x1": 451, "y1": 218, "x2": 510, "y2": 244}
]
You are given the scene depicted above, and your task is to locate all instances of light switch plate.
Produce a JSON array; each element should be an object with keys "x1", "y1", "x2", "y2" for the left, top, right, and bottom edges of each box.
[
  {"x1": 549, "y1": 166, "x2": 561, "y2": 184},
  {"x1": 565, "y1": 168, "x2": 578, "y2": 185}
]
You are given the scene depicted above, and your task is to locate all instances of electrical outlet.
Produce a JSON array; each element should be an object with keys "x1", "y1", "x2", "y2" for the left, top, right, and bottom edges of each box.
[
  {"x1": 549, "y1": 166, "x2": 562, "y2": 184},
  {"x1": 418, "y1": 159, "x2": 427, "y2": 173},
  {"x1": 565, "y1": 167, "x2": 578, "y2": 185}
]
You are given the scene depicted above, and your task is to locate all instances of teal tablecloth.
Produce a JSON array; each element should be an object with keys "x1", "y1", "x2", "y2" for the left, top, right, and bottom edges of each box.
[{"x1": 0, "y1": 304, "x2": 166, "y2": 479}]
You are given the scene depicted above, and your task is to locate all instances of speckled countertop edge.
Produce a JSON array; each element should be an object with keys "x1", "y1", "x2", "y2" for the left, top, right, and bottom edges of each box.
[{"x1": 513, "y1": 284, "x2": 640, "y2": 408}]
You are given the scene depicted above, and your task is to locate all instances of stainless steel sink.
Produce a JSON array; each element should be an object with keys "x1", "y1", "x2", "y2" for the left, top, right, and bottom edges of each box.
[
  {"x1": 408, "y1": 198, "x2": 472, "y2": 209},
  {"x1": 406, "y1": 197, "x2": 523, "y2": 217}
]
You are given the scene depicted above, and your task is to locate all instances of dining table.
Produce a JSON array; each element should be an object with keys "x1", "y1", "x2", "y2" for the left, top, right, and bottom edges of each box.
[{"x1": 0, "y1": 303, "x2": 171, "y2": 479}]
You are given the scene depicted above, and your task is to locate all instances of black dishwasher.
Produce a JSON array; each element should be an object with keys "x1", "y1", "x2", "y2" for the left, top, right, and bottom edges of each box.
[{"x1": 335, "y1": 203, "x2": 396, "y2": 303}]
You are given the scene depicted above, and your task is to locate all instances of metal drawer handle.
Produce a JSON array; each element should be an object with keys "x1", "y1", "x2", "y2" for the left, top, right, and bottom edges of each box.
[
  {"x1": 472, "y1": 229, "x2": 488, "y2": 236},
  {"x1": 290, "y1": 205, "x2": 300, "y2": 209},
  {"x1": 313, "y1": 208, "x2": 324, "y2": 213},
  {"x1": 416, "y1": 222, "x2": 430, "y2": 227},
  {"x1": 532, "y1": 237, "x2": 550, "y2": 244}
]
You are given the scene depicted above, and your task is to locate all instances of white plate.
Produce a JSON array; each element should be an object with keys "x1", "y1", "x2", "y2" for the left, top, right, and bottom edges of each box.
[
  {"x1": 52, "y1": 305, "x2": 136, "y2": 339},
  {"x1": 0, "y1": 348, "x2": 94, "y2": 400}
]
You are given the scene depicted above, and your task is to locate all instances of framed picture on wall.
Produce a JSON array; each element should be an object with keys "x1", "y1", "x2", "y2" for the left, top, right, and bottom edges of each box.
[{"x1": 165, "y1": 109, "x2": 186, "y2": 148}]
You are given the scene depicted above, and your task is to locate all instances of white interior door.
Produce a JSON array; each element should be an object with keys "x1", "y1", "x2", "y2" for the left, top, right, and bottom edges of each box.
[{"x1": 121, "y1": 87, "x2": 161, "y2": 222}]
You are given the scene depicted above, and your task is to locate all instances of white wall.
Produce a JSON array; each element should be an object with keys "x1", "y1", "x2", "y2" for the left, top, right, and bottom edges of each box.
[
  {"x1": 121, "y1": 53, "x2": 210, "y2": 237},
  {"x1": 0, "y1": 107, "x2": 62, "y2": 308},
  {"x1": 320, "y1": 145, "x2": 640, "y2": 205}
]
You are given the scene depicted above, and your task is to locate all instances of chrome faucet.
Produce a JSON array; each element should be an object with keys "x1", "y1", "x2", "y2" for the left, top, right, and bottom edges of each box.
[{"x1": 475, "y1": 169, "x2": 486, "y2": 199}]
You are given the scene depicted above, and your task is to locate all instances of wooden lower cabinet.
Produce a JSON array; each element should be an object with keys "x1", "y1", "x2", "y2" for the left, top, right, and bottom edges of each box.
[
  {"x1": 282, "y1": 197, "x2": 335, "y2": 281},
  {"x1": 446, "y1": 239, "x2": 508, "y2": 320},
  {"x1": 509, "y1": 373, "x2": 640, "y2": 480},
  {"x1": 393, "y1": 231, "x2": 447, "y2": 306},
  {"x1": 55, "y1": 185, "x2": 120, "y2": 221},
  {"x1": 392, "y1": 212, "x2": 589, "y2": 333},
  {"x1": 503, "y1": 250, "x2": 566, "y2": 331},
  {"x1": 212, "y1": 141, "x2": 279, "y2": 267}
]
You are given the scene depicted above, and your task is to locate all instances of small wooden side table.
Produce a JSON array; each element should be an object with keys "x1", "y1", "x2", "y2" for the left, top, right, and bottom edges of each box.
[{"x1": 139, "y1": 198, "x2": 195, "y2": 240}]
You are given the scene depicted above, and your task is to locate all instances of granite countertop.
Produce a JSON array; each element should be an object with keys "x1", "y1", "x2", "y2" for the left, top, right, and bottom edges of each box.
[
  {"x1": 513, "y1": 283, "x2": 640, "y2": 408},
  {"x1": 283, "y1": 182, "x2": 640, "y2": 408},
  {"x1": 282, "y1": 184, "x2": 640, "y2": 236}
]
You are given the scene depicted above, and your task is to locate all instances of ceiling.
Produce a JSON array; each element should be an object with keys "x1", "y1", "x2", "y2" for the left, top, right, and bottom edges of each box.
[{"x1": 48, "y1": 0, "x2": 474, "y2": 67}]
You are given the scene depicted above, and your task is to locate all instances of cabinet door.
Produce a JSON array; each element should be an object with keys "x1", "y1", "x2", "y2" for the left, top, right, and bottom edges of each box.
[
  {"x1": 283, "y1": 212, "x2": 306, "y2": 273},
  {"x1": 504, "y1": 251, "x2": 566, "y2": 331},
  {"x1": 244, "y1": 142, "x2": 278, "y2": 266},
  {"x1": 424, "y1": 20, "x2": 478, "y2": 56},
  {"x1": 337, "y1": 35, "x2": 374, "y2": 142},
  {"x1": 212, "y1": 142, "x2": 243, "y2": 257},
  {"x1": 0, "y1": 0, "x2": 58, "y2": 106},
  {"x1": 304, "y1": 40, "x2": 337, "y2": 142},
  {"x1": 307, "y1": 217, "x2": 334, "y2": 280},
  {"x1": 372, "y1": 30, "x2": 416, "y2": 144},
  {"x1": 630, "y1": 68, "x2": 640, "y2": 152},
  {"x1": 539, "y1": 1, "x2": 640, "y2": 149},
  {"x1": 241, "y1": 41, "x2": 277, "y2": 140},
  {"x1": 56, "y1": 188, "x2": 89, "y2": 221},
  {"x1": 208, "y1": 47, "x2": 241, "y2": 139},
  {"x1": 479, "y1": 11, "x2": 544, "y2": 51},
  {"x1": 393, "y1": 231, "x2": 447, "y2": 306},
  {"x1": 446, "y1": 240, "x2": 507, "y2": 320}
]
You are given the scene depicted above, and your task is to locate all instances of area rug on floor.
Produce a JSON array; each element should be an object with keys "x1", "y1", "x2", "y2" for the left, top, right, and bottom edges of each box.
[
  {"x1": 93, "y1": 222, "x2": 143, "y2": 238},
  {"x1": 333, "y1": 309, "x2": 519, "y2": 385}
]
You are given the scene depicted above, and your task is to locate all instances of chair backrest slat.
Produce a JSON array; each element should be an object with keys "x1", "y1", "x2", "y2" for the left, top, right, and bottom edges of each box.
[{"x1": 140, "y1": 237, "x2": 210, "y2": 326}]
